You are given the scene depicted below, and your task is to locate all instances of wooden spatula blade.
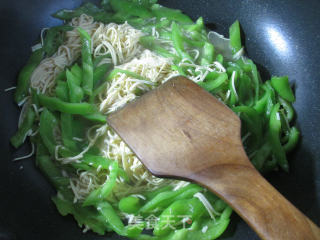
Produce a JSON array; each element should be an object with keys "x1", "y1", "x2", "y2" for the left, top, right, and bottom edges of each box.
[
  {"x1": 108, "y1": 76, "x2": 247, "y2": 178},
  {"x1": 107, "y1": 76, "x2": 320, "y2": 240}
]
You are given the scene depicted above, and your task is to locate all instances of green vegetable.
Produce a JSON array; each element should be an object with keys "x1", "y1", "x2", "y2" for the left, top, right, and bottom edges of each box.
[
  {"x1": 171, "y1": 22, "x2": 192, "y2": 61},
  {"x1": 83, "y1": 161, "x2": 119, "y2": 206},
  {"x1": 97, "y1": 201, "x2": 127, "y2": 236},
  {"x1": 247, "y1": 59, "x2": 260, "y2": 101},
  {"x1": 14, "y1": 49, "x2": 43, "y2": 104},
  {"x1": 229, "y1": 20, "x2": 242, "y2": 54},
  {"x1": 251, "y1": 142, "x2": 272, "y2": 170},
  {"x1": 151, "y1": 4, "x2": 193, "y2": 23},
  {"x1": 36, "y1": 143, "x2": 69, "y2": 191},
  {"x1": 72, "y1": 154, "x2": 128, "y2": 181},
  {"x1": 38, "y1": 94, "x2": 96, "y2": 115},
  {"x1": 39, "y1": 109, "x2": 59, "y2": 155},
  {"x1": 269, "y1": 103, "x2": 289, "y2": 172},
  {"x1": 66, "y1": 69, "x2": 84, "y2": 103},
  {"x1": 110, "y1": 0, "x2": 153, "y2": 19},
  {"x1": 154, "y1": 198, "x2": 206, "y2": 236},
  {"x1": 233, "y1": 106, "x2": 263, "y2": 146},
  {"x1": 279, "y1": 98, "x2": 294, "y2": 122},
  {"x1": 82, "y1": 112, "x2": 107, "y2": 123},
  {"x1": 78, "y1": 27, "x2": 94, "y2": 96},
  {"x1": 201, "y1": 42, "x2": 215, "y2": 65},
  {"x1": 55, "y1": 80, "x2": 69, "y2": 102},
  {"x1": 284, "y1": 127, "x2": 300, "y2": 152},
  {"x1": 70, "y1": 64, "x2": 83, "y2": 84},
  {"x1": 43, "y1": 25, "x2": 73, "y2": 57},
  {"x1": 10, "y1": 104, "x2": 36, "y2": 148},
  {"x1": 93, "y1": 63, "x2": 112, "y2": 88},
  {"x1": 60, "y1": 113, "x2": 78, "y2": 152},
  {"x1": 119, "y1": 196, "x2": 142, "y2": 214},
  {"x1": 52, "y1": 196, "x2": 112, "y2": 235},
  {"x1": 140, "y1": 184, "x2": 202, "y2": 213},
  {"x1": 91, "y1": 68, "x2": 148, "y2": 101},
  {"x1": 271, "y1": 76, "x2": 295, "y2": 102},
  {"x1": 52, "y1": 3, "x2": 104, "y2": 21},
  {"x1": 139, "y1": 36, "x2": 179, "y2": 61}
]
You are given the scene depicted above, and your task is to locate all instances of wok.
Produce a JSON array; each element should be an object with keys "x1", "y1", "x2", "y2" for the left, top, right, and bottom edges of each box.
[{"x1": 0, "y1": 0, "x2": 319, "y2": 239}]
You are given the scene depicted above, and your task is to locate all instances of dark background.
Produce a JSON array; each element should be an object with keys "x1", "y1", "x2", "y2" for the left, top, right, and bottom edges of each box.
[{"x1": 0, "y1": 0, "x2": 319, "y2": 239}]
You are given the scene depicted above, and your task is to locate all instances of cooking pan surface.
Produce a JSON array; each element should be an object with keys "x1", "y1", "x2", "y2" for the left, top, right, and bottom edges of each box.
[{"x1": 0, "y1": 0, "x2": 319, "y2": 239}]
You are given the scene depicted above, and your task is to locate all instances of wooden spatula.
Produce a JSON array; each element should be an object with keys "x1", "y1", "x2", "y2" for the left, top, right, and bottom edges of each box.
[{"x1": 107, "y1": 76, "x2": 320, "y2": 240}]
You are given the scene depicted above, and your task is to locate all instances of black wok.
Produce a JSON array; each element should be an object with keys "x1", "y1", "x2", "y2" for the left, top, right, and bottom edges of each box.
[{"x1": 0, "y1": 0, "x2": 319, "y2": 239}]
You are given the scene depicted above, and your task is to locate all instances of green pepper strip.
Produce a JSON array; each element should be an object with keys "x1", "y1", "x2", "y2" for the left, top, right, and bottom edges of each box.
[
  {"x1": 264, "y1": 80, "x2": 276, "y2": 117},
  {"x1": 269, "y1": 103, "x2": 289, "y2": 172},
  {"x1": 10, "y1": 105, "x2": 36, "y2": 148},
  {"x1": 52, "y1": 2, "x2": 104, "y2": 21},
  {"x1": 52, "y1": 196, "x2": 112, "y2": 235},
  {"x1": 184, "y1": 17, "x2": 205, "y2": 33},
  {"x1": 145, "y1": 185, "x2": 173, "y2": 200},
  {"x1": 55, "y1": 81, "x2": 69, "y2": 102},
  {"x1": 200, "y1": 42, "x2": 215, "y2": 66},
  {"x1": 36, "y1": 142, "x2": 69, "y2": 191},
  {"x1": 171, "y1": 22, "x2": 192, "y2": 61},
  {"x1": 233, "y1": 106, "x2": 263, "y2": 145},
  {"x1": 198, "y1": 72, "x2": 228, "y2": 92},
  {"x1": 70, "y1": 64, "x2": 82, "y2": 84},
  {"x1": 188, "y1": 207, "x2": 232, "y2": 240},
  {"x1": 97, "y1": 201, "x2": 127, "y2": 236},
  {"x1": 119, "y1": 196, "x2": 142, "y2": 214},
  {"x1": 91, "y1": 68, "x2": 148, "y2": 102},
  {"x1": 30, "y1": 89, "x2": 40, "y2": 106},
  {"x1": 60, "y1": 113, "x2": 78, "y2": 152},
  {"x1": 93, "y1": 63, "x2": 112, "y2": 88},
  {"x1": 93, "y1": 54, "x2": 111, "y2": 68},
  {"x1": 101, "y1": 0, "x2": 112, "y2": 10},
  {"x1": 229, "y1": 20, "x2": 242, "y2": 54},
  {"x1": 38, "y1": 94, "x2": 96, "y2": 115},
  {"x1": 39, "y1": 109, "x2": 59, "y2": 155},
  {"x1": 212, "y1": 199, "x2": 228, "y2": 212},
  {"x1": 55, "y1": 70, "x2": 66, "y2": 82},
  {"x1": 110, "y1": 0, "x2": 153, "y2": 19},
  {"x1": 205, "y1": 207, "x2": 232, "y2": 238},
  {"x1": 284, "y1": 127, "x2": 300, "y2": 152},
  {"x1": 14, "y1": 49, "x2": 43, "y2": 104},
  {"x1": 254, "y1": 85, "x2": 272, "y2": 114},
  {"x1": 279, "y1": 98, "x2": 294, "y2": 122},
  {"x1": 140, "y1": 184, "x2": 202, "y2": 213},
  {"x1": 82, "y1": 112, "x2": 107, "y2": 123},
  {"x1": 43, "y1": 26, "x2": 73, "y2": 57},
  {"x1": 151, "y1": 4, "x2": 193, "y2": 23},
  {"x1": 216, "y1": 54, "x2": 224, "y2": 65},
  {"x1": 66, "y1": 69, "x2": 84, "y2": 103},
  {"x1": 97, "y1": 201, "x2": 144, "y2": 238},
  {"x1": 83, "y1": 160, "x2": 119, "y2": 206},
  {"x1": 238, "y1": 73, "x2": 254, "y2": 105},
  {"x1": 78, "y1": 27, "x2": 94, "y2": 96},
  {"x1": 139, "y1": 36, "x2": 179, "y2": 62},
  {"x1": 171, "y1": 65, "x2": 187, "y2": 76},
  {"x1": 154, "y1": 198, "x2": 206, "y2": 236},
  {"x1": 247, "y1": 59, "x2": 260, "y2": 102},
  {"x1": 251, "y1": 142, "x2": 272, "y2": 170},
  {"x1": 183, "y1": 36, "x2": 205, "y2": 48},
  {"x1": 72, "y1": 154, "x2": 128, "y2": 181},
  {"x1": 271, "y1": 76, "x2": 295, "y2": 102}
]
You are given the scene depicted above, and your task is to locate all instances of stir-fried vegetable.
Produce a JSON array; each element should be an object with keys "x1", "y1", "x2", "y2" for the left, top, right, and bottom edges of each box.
[{"x1": 11, "y1": 0, "x2": 299, "y2": 239}]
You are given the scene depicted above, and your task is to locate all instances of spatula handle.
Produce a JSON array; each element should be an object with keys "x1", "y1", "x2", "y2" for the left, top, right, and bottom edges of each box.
[{"x1": 191, "y1": 162, "x2": 320, "y2": 239}]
